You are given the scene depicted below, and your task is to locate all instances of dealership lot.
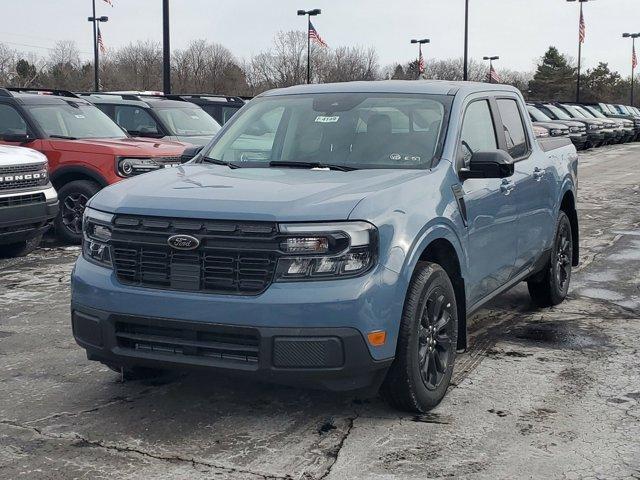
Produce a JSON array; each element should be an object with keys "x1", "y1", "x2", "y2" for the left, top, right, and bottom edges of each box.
[{"x1": 1, "y1": 144, "x2": 639, "y2": 479}]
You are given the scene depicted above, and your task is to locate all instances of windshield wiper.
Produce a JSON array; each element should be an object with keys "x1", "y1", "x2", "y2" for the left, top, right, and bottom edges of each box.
[
  {"x1": 268, "y1": 161, "x2": 357, "y2": 171},
  {"x1": 49, "y1": 135, "x2": 78, "y2": 140},
  {"x1": 201, "y1": 156, "x2": 241, "y2": 169}
]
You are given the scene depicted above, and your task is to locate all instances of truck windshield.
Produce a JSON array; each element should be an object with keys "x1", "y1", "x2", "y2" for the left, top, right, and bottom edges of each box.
[
  {"x1": 561, "y1": 105, "x2": 587, "y2": 119},
  {"x1": 155, "y1": 107, "x2": 220, "y2": 136},
  {"x1": 527, "y1": 106, "x2": 553, "y2": 122},
  {"x1": 26, "y1": 103, "x2": 126, "y2": 139},
  {"x1": 573, "y1": 105, "x2": 596, "y2": 118},
  {"x1": 543, "y1": 105, "x2": 572, "y2": 121},
  {"x1": 583, "y1": 106, "x2": 607, "y2": 118},
  {"x1": 202, "y1": 93, "x2": 452, "y2": 169}
]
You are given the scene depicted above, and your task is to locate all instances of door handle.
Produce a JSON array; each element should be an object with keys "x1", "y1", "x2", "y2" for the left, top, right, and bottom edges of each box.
[
  {"x1": 500, "y1": 179, "x2": 515, "y2": 195},
  {"x1": 533, "y1": 167, "x2": 546, "y2": 181}
]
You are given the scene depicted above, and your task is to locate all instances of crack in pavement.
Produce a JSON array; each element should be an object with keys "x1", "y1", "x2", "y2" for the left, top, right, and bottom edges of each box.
[
  {"x1": 0, "y1": 419, "x2": 290, "y2": 480},
  {"x1": 317, "y1": 413, "x2": 359, "y2": 480}
]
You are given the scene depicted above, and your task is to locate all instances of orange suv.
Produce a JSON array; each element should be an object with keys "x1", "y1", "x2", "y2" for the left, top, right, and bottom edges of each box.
[{"x1": 0, "y1": 88, "x2": 188, "y2": 243}]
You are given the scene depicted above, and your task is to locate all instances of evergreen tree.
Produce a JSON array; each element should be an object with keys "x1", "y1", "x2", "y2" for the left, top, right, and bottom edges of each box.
[{"x1": 528, "y1": 47, "x2": 576, "y2": 101}]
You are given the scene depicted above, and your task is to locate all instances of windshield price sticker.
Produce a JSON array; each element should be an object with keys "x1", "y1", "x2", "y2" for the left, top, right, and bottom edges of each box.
[{"x1": 315, "y1": 115, "x2": 340, "y2": 123}]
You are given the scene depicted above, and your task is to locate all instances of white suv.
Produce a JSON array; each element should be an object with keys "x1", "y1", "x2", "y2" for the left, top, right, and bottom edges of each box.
[{"x1": 0, "y1": 145, "x2": 58, "y2": 257}]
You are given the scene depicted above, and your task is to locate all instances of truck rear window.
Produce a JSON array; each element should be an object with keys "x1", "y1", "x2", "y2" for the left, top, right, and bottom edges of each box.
[{"x1": 204, "y1": 93, "x2": 452, "y2": 169}]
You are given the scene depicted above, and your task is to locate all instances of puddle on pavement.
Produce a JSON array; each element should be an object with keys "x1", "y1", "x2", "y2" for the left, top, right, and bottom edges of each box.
[{"x1": 503, "y1": 320, "x2": 608, "y2": 350}]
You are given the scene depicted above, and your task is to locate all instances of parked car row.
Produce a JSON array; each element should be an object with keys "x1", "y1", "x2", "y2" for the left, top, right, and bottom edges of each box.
[
  {"x1": 0, "y1": 88, "x2": 245, "y2": 251},
  {"x1": 528, "y1": 101, "x2": 640, "y2": 149}
]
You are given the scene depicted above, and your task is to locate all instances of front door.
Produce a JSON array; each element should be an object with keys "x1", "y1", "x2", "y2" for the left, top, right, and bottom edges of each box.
[{"x1": 458, "y1": 98, "x2": 518, "y2": 306}]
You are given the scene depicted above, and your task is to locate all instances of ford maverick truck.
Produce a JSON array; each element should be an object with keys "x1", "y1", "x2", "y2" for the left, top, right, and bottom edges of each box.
[
  {"x1": 0, "y1": 145, "x2": 58, "y2": 257},
  {"x1": 71, "y1": 81, "x2": 579, "y2": 412}
]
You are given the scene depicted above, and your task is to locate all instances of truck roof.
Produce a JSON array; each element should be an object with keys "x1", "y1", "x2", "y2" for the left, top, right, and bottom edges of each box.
[
  {"x1": 76, "y1": 93, "x2": 192, "y2": 109},
  {"x1": 258, "y1": 80, "x2": 522, "y2": 98}
]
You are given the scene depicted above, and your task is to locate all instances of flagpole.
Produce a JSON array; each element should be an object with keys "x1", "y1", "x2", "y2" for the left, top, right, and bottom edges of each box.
[
  {"x1": 307, "y1": 16, "x2": 311, "y2": 84},
  {"x1": 92, "y1": 0, "x2": 99, "y2": 91},
  {"x1": 576, "y1": 2, "x2": 583, "y2": 103},
  {"x1": 632, "y1": 37, "x2": 636, "y2": 106}
]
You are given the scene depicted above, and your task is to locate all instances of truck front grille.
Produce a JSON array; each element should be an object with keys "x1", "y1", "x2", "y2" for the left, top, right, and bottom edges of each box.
[
  {"x1": 111, "y1": 215, "x2": 280, "y2": 295},
  {"x1": 114, "y1": 318, "x2": 260, "y2": 364},
  {"x1": 0, "y1": 164, "x2": 48, "y2": 191},
  {"x1": 0, "y1": 192, "x2": 45, "y2": 208}
]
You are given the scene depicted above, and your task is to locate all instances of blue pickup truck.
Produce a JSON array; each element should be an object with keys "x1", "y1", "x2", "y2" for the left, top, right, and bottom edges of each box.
[{"x1": 71, "y1": 81, "x2": 579, "y2": 412}]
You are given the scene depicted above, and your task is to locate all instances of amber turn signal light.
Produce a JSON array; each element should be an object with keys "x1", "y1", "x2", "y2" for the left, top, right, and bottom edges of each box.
[{"x1": 367, "y1": 330, "x2": 387, "y2": 347}]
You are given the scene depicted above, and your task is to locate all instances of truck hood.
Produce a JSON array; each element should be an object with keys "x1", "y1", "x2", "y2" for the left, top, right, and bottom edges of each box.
[
  {"x1": 89, "y1": 164, "x2": 425, "y2": 221},
  {"x1": 0, "y1": 145, "x2": 48, "y2": 166},
  {"x1": 48, "y1": 137, "x2": 187, "y2": 157},
  {"x1": 174, "y1": 135, "x2": 213, "y2": 146}
]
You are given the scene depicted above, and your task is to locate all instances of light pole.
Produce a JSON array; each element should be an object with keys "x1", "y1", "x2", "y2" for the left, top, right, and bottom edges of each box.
[
  {"x1": 623, "y1": 33, "x2": 640, "y2": 106},
  {"x1": 297, "y1": 8, "x2": 321, "y2": 84},
  {"x1": 567, "y1": 0, "x2": 590, "y2": 103},
  {"x1": 463, "y1": 0, "x2": 469, "y2": 81},
  {"x1": 483, "y1": 56, "x2": 499, "y2": 83},
  {"x1": 162, "y1": 0, "x2": 171, "y2": 94},
  {"x1": 411, "y1": 39, "x2": 430, "y2": 79},
  {"x1": 87, "y1": 0, "x2": 108, "y2": 92}
]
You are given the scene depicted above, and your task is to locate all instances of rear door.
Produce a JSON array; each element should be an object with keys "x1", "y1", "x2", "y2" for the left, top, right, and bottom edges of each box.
[
  {"x1": 496, "y1": 96, "x2": 556, "y2": 275},
  {"x1": 457, "y1": 97, "x2": 518, "y2": 306}
]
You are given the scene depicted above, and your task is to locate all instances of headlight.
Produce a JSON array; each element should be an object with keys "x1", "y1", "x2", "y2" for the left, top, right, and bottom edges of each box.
[
  {"x1": 82, "y1": 207, "x2": 114, "y2": 268},
  {"x1": 116, "y1": 157, "x2": 161, "y2": 177},
  {"x1": 569, "y1": 126, "x2": 580, "y2": 133},
  {"x1": 550, "y1": 129, "x2": 565, "y2": 137},
  {"x1": 588, "y1": 124, "x2": 600, "y2": 130},
  {"x1": 275, "y1": 221, "x2": 377, "y2": 281}
]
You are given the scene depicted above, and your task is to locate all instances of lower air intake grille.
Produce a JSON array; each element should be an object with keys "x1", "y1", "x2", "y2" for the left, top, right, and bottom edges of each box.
[{"x1": 115, "y1": 319, "x2": 260, "y2": 364}]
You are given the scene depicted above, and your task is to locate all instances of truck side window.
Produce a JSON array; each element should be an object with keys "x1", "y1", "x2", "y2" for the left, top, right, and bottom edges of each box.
[
  {"x1": 459, "y1": 100, "x2": 497, "y2": 165},
  {"x1": 114, "y1": 105, "x2": 159, "y2": 135},
  {"x1": 497, "y1": 99, "x2": 528, "y2": 159},
  {"x1": 0, "y1": 104, "x2": 28, "y2": 136}
]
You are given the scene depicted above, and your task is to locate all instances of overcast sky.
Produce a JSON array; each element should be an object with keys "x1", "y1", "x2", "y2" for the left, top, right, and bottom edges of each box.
[{"x1": 2, "y1": 0, "x2": 638, "y2": 75}]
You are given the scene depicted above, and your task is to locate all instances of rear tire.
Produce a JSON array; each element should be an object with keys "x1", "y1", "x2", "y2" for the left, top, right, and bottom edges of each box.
[
  {"x1": 0, "y1": 233, "x2": 43, "y2": 258},
  {"x1": 55, "y1": 180, "x2": 101, "y2": 244},
  {"x1": 527, "y1": 211, "x2": 573, "y2": 307},
  {"x1": 381, "y1": 262, "x2": 458, "y2": 413}
]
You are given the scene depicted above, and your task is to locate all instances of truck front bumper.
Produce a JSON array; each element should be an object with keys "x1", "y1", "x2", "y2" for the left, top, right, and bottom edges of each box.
[
  {"x1": 71, "y1": 257, "x2": 405, "y2": 391},
  {"x1": 0, "y1": 187, "x2": 59, "y2": 245}
]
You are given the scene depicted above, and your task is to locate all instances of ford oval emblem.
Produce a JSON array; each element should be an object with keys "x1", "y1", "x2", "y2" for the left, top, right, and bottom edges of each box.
[{"x1": 167, "y1": 234, "x2": 200, "y2": 250}]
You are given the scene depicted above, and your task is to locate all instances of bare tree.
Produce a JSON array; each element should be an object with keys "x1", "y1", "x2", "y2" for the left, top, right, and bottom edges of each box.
[{"x1": 172, "y1": 40, "x2": 247, "y2": 94}]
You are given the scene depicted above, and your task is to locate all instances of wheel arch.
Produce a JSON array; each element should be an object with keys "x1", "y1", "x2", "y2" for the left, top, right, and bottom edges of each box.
[
  {"x1": 402, "y1": 225, "x2": 468, "y2": 351},
  {"x1": 559, "y1": 189, "x2": 579, "y2": 266},
  {"x1": 51, "y1": 166, "x2": 108, "y2": 191}
]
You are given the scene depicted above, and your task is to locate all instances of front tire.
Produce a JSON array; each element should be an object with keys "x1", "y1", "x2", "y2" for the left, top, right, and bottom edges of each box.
[
  {"x1": 0, "y1": 233, "x2": 43, "y2": 258},
  {"x1": 55, "y1": 180, "x2": 101, "y2": 244},
  {"x1": 381, "y1": 262, "x2": 458, "y2": 413},
  {"x1": 527, "y1": 211, "x2": 573, "y2": 307}
]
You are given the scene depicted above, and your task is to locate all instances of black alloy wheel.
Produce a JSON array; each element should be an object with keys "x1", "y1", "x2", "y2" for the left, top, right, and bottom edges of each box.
[{"x1": 418, "y1": 287, "x2": 454, "y2": 391}]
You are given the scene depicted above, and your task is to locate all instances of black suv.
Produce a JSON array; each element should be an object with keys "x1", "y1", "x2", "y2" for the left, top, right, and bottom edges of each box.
[
  {"x1": 531, "y1": 102, "x2": 605, "y2": 148},
  {"x1": 77, "y1": 92, "x2": 221, "y2": 146},
  {"x1": 168, "y1": 95, "x2": 245, "y2": 125}
]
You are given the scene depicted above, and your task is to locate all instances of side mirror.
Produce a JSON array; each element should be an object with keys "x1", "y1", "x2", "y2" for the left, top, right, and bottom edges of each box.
[
  {"x1": 180, "y1": 145, "x2": 204, "y2": 163},
  {"x1": 459, "y1": 150, "x2": 515, "y2": 181},
  {"x1": 1, "y1": 133, "x2": 32, "y2": 143}
]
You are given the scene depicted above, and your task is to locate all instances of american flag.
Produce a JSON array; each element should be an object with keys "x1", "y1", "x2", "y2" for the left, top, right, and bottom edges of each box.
[
  {"x1": 418, "y1": 44, "x2": 425, "y2": 75},
  {"x1": 633, "y1": 44, "x2": 638, "y2": 70},
  {"x1": 579, "y1": 10, "x2": 586, "y2": 44},
  {"x1": 488, "y1": 65, "x2": 501, "y2": 83},
  {"x1": 97, "y1": 27, "x2": 106, "y2": 54},
  {"x1": 309, "y1": 21, "x2": 327, "y2": 47}
]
